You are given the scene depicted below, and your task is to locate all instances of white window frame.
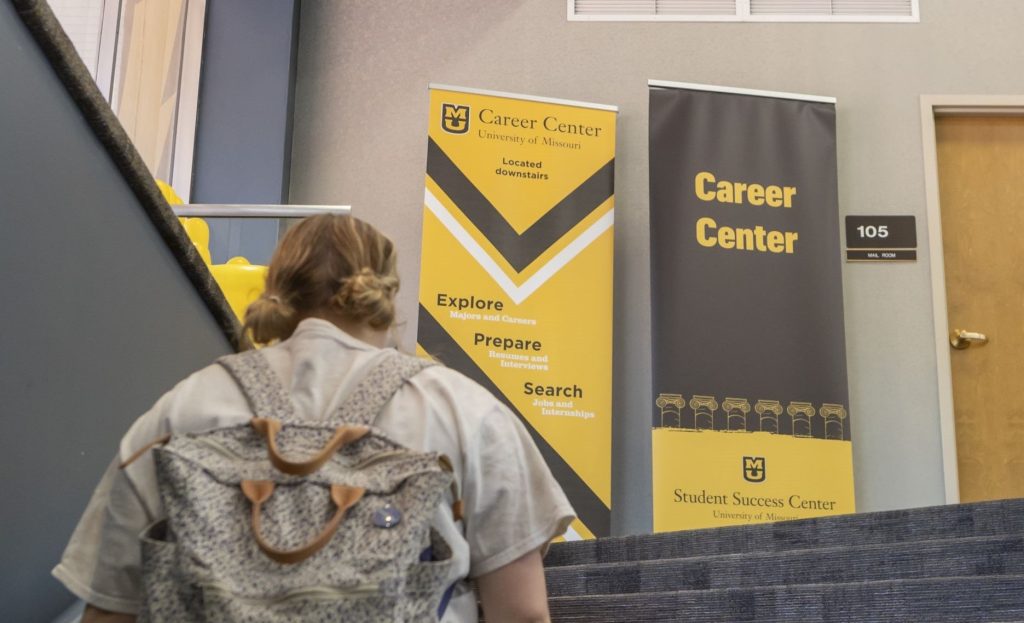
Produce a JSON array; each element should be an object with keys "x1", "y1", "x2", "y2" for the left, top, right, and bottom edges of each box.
[
  {"x1": 93, "y1": 0, "x2": 121, "y2": 101},
  {"x1": 567, "y1": 0, "x2": 920, "y2": 23},
  {"x1": 171, "y1": 0, "x2": 206, "y2": 203},
  {"x1": 92, "y1": 0, "x2": 205, "y2": 201}
]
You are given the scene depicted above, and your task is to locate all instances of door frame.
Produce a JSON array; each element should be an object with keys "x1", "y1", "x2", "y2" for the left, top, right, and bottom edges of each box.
[{"x1": 920, "y1": 95, "x2": 1024, "y2": 504}]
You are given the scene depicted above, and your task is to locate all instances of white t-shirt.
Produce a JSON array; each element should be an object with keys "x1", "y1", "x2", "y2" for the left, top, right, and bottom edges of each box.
[{"x1": 53, "y1": 318, "x2": 575, "y2": 621}]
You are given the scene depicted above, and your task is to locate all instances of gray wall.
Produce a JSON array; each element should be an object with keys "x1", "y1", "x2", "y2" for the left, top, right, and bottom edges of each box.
[
  {"x1": 192, "y1": 0, "x2": 299, "y2": 264},
  {"x1": 287, "y1": 0, "x2": 1024, "y2": 536},
  {"x1": 0, "y1": 3, "x2": 232, "y2": 620}
]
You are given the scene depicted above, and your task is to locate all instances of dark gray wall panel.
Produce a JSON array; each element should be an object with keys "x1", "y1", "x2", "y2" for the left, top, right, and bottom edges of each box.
[
  {"x1": 192, "y1": 0, "x2": 299, "y2": 264},
  {"x1": 1, "y1": 2, "x2": 233, "y2": 620}
]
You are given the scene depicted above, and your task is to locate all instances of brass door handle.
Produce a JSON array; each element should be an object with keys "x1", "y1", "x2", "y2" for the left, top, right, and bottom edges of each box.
[{"x1": 950, "y1": 329, "x2": 989, "y2": 350}]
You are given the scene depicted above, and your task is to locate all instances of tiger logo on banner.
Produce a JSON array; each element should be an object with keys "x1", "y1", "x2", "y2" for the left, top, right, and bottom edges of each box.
[
  {"x1": 441, "y1": 103, "x2": 470, "y2": 135},
  {"x1": 417, "y1": 85, "x2": 617, "y2": 539}
]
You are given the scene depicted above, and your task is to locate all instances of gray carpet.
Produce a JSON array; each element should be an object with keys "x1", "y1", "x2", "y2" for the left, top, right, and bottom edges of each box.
[
  {"x1": 547, "y1": 498, "x2": 1024, "y2": 566},
  {"x1": 547, "y1": 535, "x2": 1024, "y2": 596},
  {"x1": 547, "y1": 575, "x2": 1024, "y2": 622},
  {"x1": 546, "y1": 499, "x2": 1024, "y2": 622}
]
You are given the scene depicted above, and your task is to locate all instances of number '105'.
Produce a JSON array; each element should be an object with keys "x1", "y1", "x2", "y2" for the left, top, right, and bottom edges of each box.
[{"x1": 857, "y1": 225, "x2": 888, "y2": 238}]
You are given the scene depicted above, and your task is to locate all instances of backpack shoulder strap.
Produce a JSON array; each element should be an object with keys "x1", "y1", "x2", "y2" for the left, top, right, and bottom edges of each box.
[
  {"x1": 336, "y1": 350, "x2": 434, "y2": 426},
  {"x1": 217, "y1": 350, "x2": 296, "y2": 420}
]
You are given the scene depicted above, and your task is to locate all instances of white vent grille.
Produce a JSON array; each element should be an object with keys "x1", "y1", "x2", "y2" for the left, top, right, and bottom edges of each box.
[
  {"x1": 570, "y1": 0, "x2": 918, "y2": 21},
  {"x1": 573, "y1": 1, "x2": 737, "y2": 16},
  {"x1": 658, "y1": 0, "x2": 738, "y2": 15},
  {"x1": 750, "y1": 0, "x2": 914, "y2": 16},
  {"x1": 573, "y1": 0, "x2": 654, "y2": 15}
]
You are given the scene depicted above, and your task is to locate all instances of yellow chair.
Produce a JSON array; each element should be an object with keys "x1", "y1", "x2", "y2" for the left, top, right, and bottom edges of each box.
[
  {"x1": 158, "y1": 179, "x2": 268, "y2": 321},
  {"x1": 179, "y1": 217, "x2": 213, "y2": 265},
  {"x1": 211, "y1": 258, "x2": 269, "y2": 321}
]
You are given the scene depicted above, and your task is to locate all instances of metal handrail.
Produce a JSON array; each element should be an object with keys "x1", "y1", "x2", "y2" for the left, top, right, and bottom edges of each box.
[{"x1": 172, "y1": 204, "x2": 351, "y2": 218}]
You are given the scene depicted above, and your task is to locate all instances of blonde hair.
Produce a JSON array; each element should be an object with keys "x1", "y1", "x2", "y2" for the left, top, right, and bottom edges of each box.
[{"x1": 243, "y1": 214, "x2": 399, "y2": 344}]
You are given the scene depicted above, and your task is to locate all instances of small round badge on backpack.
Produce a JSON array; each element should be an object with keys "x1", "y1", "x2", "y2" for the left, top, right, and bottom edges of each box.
[{"x1": 372, "y1": 503, "x2": 402, "y2": 528}]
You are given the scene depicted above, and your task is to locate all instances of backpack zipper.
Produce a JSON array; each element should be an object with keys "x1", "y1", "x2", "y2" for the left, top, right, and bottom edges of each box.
[
  {"x1": 203, "y1": 580, "x2": 380, "y2": 604},
  {"x1": 192, "y1": 437, "x2": 414, "y2": 471},
  {"x1": 351, "y1": 449, "x2": 413, "y2": 469},
  {"x1": 193, "y1": 436, "x2": 249, "y2": 461}
]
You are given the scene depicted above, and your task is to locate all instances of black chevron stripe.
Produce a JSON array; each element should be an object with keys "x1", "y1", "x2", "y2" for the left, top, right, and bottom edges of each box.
[
  {"x1": 417, "y1": 304, "x2": 611, "y2": 538},
  {"x1": 427, "y1": 138, "x2": 614, "y2": 273}
]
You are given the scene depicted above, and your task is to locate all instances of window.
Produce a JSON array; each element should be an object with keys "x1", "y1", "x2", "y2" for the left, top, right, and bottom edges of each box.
[
  {"x1": 48, "y1": 0, "x2": 113, "y2": 83},
  {"x1": 50, "y1": 0, "x2": 206, "y2": 200},
  {"x1": 568, "y1": 0, "x2": 919, "y2": 22}
]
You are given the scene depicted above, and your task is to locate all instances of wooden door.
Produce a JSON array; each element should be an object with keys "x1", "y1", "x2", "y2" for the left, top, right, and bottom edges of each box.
[{"x1": 936, "y1": 115, "x2": 1024, "y2": 502}]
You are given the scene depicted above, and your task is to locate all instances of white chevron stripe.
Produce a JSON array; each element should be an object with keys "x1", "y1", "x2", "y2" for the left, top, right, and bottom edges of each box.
[
  {"x1": 563, "y1": 525, "x2": 583, "y2": 542},
  {"x1": 424, "y1": 187, "x2": 613, "y2": 304}
]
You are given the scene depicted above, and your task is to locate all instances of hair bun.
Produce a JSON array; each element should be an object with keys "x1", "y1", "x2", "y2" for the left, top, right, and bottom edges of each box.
[
  {"x1": 240, "y1": 214, "x2": 401, "y2": 344},
  {"x1": 243, "y1": 291, "x2": 298, "y2": 345},
  {"x1": 334, "y1": 267, "x2": 398, "y2": 328}
]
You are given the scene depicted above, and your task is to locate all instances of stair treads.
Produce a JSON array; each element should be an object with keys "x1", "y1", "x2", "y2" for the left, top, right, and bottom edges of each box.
[
  {"x1": 547, "y1": 575, "x2": 1024, "y2": 622},
  {"x1": 546, "y1": 535, "x2": 1024, "y2": 596},
  {"x1": 546, "y1": 498, "x2": 1024, "y2": 566}
]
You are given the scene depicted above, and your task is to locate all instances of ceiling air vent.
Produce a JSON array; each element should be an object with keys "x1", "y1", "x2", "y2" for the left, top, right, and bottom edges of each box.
[
  {"x1": 750, "y1": 0, "x2": 915, "y2": 16},
  {"x1": 569, "y1": 0, "x2": 918, "y2": 21},
  {"x1": 571, "y1": 0, "x2": 738, "y2": 18}
]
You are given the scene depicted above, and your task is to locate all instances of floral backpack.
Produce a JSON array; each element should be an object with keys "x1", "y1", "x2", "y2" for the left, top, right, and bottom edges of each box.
[{"x1": 128, "y1": 349, "x2": 462, "y2": 622}]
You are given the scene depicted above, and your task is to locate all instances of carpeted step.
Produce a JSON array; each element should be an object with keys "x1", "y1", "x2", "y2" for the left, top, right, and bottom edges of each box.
[
  {"x1": 547, "y1": 575, "x2": 1024, "y2": 622},
  {"x1": 547, "y1": 498, "x2": 1024, "y2": 567},
  {"x1": 546, "y1": 534, "x2": 1024, "y2": 596}
]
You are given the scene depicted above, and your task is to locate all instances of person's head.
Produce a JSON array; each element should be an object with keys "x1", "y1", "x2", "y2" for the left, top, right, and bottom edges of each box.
[{"x1": 243, "y1": 214, "x2": 399, "y2": 345}]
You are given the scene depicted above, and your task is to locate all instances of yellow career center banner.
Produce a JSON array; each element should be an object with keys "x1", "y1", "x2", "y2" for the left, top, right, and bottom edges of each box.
[
  {"x1": 648, "y1": 82, "x2": 854, "y2": 531},
  {"x1": 417, "y1": 85, "x2": 616, "y2": 539},
  {"x1": 652, "y1": 429, "x2": 855, "y2": 531}
]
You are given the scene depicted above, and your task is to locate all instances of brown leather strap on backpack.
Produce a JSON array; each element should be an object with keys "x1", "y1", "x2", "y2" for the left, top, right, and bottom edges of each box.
[
  {"x1": 251, "y1": 418, "x2": 369, "y2": 476},
  {"x1": 241, "y1": 480, "x2": 365, "y2": 565},
  {"x1": 118, "y1": 433, "x2": 172, "y2": 469},
  {"x1": 438, "y1": 454, "x2": 464, "y2": 522}
]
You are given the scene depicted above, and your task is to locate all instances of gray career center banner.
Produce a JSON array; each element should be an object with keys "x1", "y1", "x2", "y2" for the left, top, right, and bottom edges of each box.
[{"x1": 648, "y1": 81, "x2": 854, "y2": 531}]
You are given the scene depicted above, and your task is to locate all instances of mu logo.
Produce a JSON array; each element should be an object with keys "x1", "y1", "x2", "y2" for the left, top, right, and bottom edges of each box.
[
  {"x1": 743, "y1": 456, "x2": 766, "y2": 483},
  {"x1": 441, "y1": 103, "x2": 470, "y2": 134}
]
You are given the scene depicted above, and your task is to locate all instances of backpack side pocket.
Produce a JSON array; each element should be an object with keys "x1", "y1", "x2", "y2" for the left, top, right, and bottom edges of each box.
[{"x1": 138, "y1": 520, "x2": 202, "y2": 623}]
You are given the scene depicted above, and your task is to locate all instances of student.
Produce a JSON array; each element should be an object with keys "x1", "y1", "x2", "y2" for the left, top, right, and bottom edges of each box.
[{"x1": 54, "y1": 214, "x2": 575, "y2": 623}]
